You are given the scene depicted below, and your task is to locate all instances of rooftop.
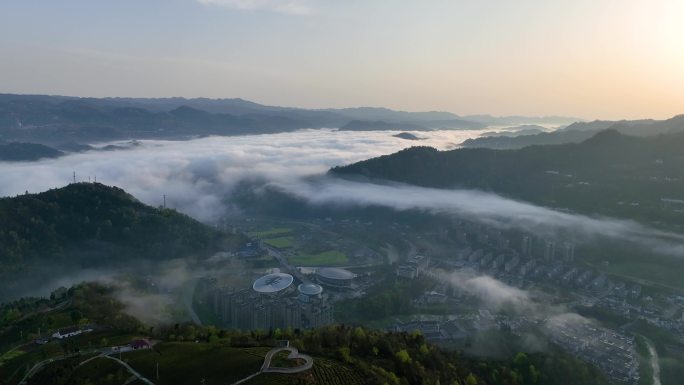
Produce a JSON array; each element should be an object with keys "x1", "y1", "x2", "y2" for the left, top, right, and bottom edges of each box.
[
  {"x1": 316, "y1": 267, "x2": 355, "y2": 280},
  {"x1": 253, "y1": 273, "x2": 294, "y2": 293},
  {"x1": 298, "y1": 283, "x2": 323, "y2": 296}
]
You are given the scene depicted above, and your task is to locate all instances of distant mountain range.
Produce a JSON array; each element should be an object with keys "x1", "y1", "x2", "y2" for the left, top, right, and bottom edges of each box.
[
  {"x1": 339, "y1": 120, "x2": 430, "y2": 131},
  {"x1": 459, "y1": 114, "x2": 580, "y2": 126},
  {"x1": 0, "y1": 93, "x2": 579, "y2": 145},
  {"x1": 477, "y1": 125, "x2": 548, "y2": 138},
  {"x1": 0, "y1": 140, "x2": 145, "y2": 162},
  {"x1": 332, "y1": 129, "x2": 684, "y2": 229},
  {"x1": 0, "y1": 141, "x2": 64, "y2": 161},
  {"x1": 462, "y1": 115, "x2": 684, "y2": 149},
  {"x1": 339, "y1": 118, "x2": 485, "y2": 131}
]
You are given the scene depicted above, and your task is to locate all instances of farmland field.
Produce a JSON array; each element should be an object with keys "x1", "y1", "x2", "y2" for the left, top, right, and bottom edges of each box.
[
  {"x1": 248, "y1": 228, "x2": 294, "y2": 238},
  {"x1": 263, "y1": 236, "x2": 296, "y2": 249},
  {"x1": 241, "y1": 356, "x2": 368, "y2": 385},
  {"x1": 310, "y1": 357, "x2": 367, "y2": 385},
  {"x1": 289, "y1": 251, "x2": 349, "y2": 266}
]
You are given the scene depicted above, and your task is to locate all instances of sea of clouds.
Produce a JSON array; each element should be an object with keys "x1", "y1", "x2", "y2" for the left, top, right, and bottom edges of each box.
[
  {"x1": 0, "y1": 129, "x2": 473, "y2": 221},
  {"x1": 2, "y1": 128, "x2": 684, "y2": 257},
  {"x1": 3, "y1": 127, "x2": 682, "y2": 344}
]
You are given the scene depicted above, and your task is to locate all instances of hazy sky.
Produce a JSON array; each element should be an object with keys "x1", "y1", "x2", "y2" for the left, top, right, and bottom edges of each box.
[{"x1": 1, "y1": 0, "x2": 682, "y2": 119}]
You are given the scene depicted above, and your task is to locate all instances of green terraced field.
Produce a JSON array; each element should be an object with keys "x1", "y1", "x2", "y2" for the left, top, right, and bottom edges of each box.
[{"x1": 242, "y1": 357, "x2": 368, "y2": 385}]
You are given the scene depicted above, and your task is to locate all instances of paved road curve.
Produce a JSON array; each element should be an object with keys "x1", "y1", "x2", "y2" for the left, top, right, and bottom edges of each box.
[
  {"x1": 19, "y1": 345, "x2": 155, "y2": 385},
  {"x1": 261, "y1": 346, "x2": 313, "y2": 374},
  {"x1": 19, "y1": 349, "x2": 101, "y2": 385},
  {"x1": 103, "y1": 355, "x2": 156, "y2": 385},
  {"x1": 231, "y1": 345, "x2": 313, "y2": 384},
  {"x1": 263, "y1": 244, "x2": 312, "y2": 285}
]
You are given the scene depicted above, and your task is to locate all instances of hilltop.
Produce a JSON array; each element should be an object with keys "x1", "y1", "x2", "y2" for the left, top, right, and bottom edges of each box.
[{"x1": 0, "y1": 183, "x2": 232, "y2": 299}]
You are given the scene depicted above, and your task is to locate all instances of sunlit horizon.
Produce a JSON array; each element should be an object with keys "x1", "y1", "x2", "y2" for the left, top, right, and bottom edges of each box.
[{"x1": 1, "y1": 0, "x2": 683, "y2": 120}]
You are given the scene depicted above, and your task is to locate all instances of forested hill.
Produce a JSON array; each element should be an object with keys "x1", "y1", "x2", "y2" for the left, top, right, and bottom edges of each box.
[
  {"x1": 330, "y1": 130, "x2": 684, "y2": 228},
  {"x1": 0, "y1": 183, "x2": 224, "y2": 277}
]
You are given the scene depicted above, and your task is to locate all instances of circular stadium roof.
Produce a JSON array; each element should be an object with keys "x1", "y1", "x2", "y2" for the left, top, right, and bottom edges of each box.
[
  {"x1": 298, "y1": 283, "x2": 323, "y2": 296},
  {"x1": 316, "y1": 267, "x2": 355, "y2": 281},
  {"x1": 252, "y1": 273, "x2": 294, "y2": 293}
]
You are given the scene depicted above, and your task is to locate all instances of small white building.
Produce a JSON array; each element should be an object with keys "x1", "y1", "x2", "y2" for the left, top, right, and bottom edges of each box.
[{"x1": 51, "y1": 326, "x2": 92, "y2": 339}]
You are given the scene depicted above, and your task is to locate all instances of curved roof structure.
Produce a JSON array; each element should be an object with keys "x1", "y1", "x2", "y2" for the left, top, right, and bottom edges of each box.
[
  {"x1": 298, "y1": 283, "x2": 323, "y2": 296},
  {"x1": 252, "y1": 273, "x2": 294, "y2": 293},
  {"x1": 316, "y1": 267, "x2": 355, "y2": 281}
]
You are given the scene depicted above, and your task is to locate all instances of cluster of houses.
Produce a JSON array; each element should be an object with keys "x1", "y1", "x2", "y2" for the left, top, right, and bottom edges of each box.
[
  {"x1": 544, "y1": 321, "x2": 640, "y2": 384},
  {"x1": 51, "y1": 326, "x2": 93, "y2": 340},
  {"x1": 396, "y1": 255, "x2": 430, "y2": 279},
  {"x1": 389, "y1": 221, "x2": 656, "y2": 385},
  {"x1": 41, "y1": 325, "x2": 151, "y2": 351}
]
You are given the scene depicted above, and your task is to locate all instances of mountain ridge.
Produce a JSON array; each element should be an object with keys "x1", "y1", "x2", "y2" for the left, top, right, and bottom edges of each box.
[
  {"x1": 0, "y1": 93, "x2": 578, "y2": 145},
  {"x1": 331, "y1": 129, "x2": 684, "y2": 228},
  {"x1": 462, "y1": 115, "x2": 684, "y2": 149}
]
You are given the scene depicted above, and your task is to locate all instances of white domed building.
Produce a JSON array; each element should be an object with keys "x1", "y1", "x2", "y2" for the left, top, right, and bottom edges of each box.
[
  {"x1": 315, "y1": 267, "x2": 355, "y2": 289},
  {"x1": 252, "y1": 272, "x2": 294, "y2": 295},
  {"x1": 297, "y1": 283, "x2": 323, "y2": 303}
]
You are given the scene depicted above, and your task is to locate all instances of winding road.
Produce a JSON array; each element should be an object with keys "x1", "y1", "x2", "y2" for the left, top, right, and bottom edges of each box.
[
  {"x1": 17, "y1": 337, "x2": 309, "y2": 385},
  {"x1": 19, "y1": 345, "x2": 157, "y2": 385},
  {"x1": 231, "y1": 345, "x2": 313, "y2": 385},
  {"x1": 103, "y1": 355, "x2": 156, "y2": 385},
  {"x1": 260, "y1": 346, "x2": 313, "y2": 373},
  {"x1": 644, "y1": 339, "x2": 662, "y2": 385},
  {"x1": 262, "y1": 244, "x2": 312, "y2": 285}
]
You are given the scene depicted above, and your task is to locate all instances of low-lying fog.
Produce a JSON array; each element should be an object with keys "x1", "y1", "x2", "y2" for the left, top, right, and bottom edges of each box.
[
  {"x1": 0, "y1": 129, "x2": 480, "y2": 221},
  {"x1": 3, "y1": 128, "x2": 684, "y2": 257},
  {"x1": 3, "y1": 128, "x2": 681, "y2": 353}
]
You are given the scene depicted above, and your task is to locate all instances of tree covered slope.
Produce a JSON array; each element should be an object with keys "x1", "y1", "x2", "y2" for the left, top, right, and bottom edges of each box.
[
  {"x1": 331, "y1": 130, "x2": 684, "y2": 228},
  {"x1": 0, "y1": 283, "x2": 610, "y2": 385},
  {"x1": 0, "y1": 183, "x2": 224, "y2": 278}
]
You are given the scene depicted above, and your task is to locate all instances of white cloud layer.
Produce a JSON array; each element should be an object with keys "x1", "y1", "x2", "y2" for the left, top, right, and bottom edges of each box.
[
  {"x1": 2, "y1": 128, "x2": 683, "y2": 256},
  {"x1": 440, "y1": 269, "x2": 533, "y2": 310},
  {"x1": 272, "y1": 177, "x2": 684, "y2": 255},
  {"x1": 196, "y1": 0, "x2": 313, "y2": 15},
  {"x1": 0, "y1": 129, "x2": 470, "y2": 221}
]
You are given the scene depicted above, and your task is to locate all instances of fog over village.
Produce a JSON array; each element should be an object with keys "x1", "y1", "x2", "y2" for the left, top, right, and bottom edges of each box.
[{"x1": 2, "y1": 1, "x2": 684, "y2": 385}]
